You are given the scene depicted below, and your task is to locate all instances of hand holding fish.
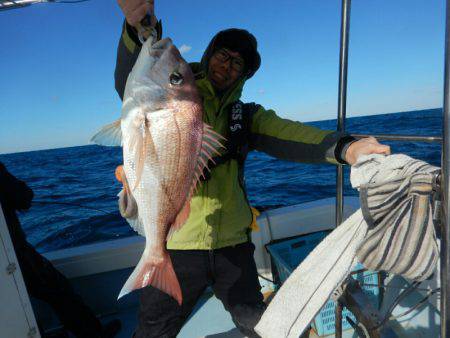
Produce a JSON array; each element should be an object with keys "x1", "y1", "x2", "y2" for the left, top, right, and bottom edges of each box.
[
  {"x1": 345, "y1": 136, "x2": 391, "y2": 165},
  {"x1": 117, "y1": 0, "x2": 157, "y2": 29}
]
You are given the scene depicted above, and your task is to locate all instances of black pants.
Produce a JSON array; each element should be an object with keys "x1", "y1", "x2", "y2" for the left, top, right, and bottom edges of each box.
[
  {"x1": 16, "y1": 242, "x2": 103, "y2": 338},
  {"x1": 134, "y1": 241, "x2": 266, "y2": 338}
]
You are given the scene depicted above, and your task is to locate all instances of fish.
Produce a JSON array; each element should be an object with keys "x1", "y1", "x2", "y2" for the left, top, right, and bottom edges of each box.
[{"x1": 91, "y1": 31, "x2": 224, "y2": 305}]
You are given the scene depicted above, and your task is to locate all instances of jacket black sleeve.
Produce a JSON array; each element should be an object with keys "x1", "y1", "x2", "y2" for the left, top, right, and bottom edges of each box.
[
  {"x1": 115, "y1": 21, "x2": 163, "y2": 100},
  {"x1": 249, "y1": 107, "x2": 355, "y2": 164}
]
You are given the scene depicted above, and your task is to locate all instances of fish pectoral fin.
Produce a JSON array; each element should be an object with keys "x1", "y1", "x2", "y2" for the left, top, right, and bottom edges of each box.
[
  {"x1": 129, "y1": 117, "x2": 157, "y2": 192},
  {"x1": 91, "y1": 119, "x2": 122, "y2": 146},
  {"x1": 118, "y1": 253, "x2": 182, "y2": 305},
  {"x1": 166, "y1": 200, "x2": 191, "y2": 240}
]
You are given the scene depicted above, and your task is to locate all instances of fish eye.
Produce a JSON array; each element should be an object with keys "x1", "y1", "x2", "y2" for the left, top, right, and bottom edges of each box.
[{"x1": 169, "y1": 72, "x2": 184, "y2": 86}]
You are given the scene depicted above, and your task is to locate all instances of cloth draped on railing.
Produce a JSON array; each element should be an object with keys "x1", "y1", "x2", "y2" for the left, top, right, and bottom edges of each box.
[{"x1": 255, "y1": 154, "x2": 440, "y2": 338}]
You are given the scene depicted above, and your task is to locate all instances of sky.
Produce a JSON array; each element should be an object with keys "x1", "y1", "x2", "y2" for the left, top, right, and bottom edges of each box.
[{"x1": 0, "y1": 0, "x2": 446, "y2": 154}]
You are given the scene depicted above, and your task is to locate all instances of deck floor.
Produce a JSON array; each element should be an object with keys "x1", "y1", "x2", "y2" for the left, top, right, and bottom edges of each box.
[{"x1": 104, "y1": 291, "x2": 246, "y2": 338}]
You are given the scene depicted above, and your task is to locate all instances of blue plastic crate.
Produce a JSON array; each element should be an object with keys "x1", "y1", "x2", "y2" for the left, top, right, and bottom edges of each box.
[
  {"x1": 266, "y1": 231, "x2": 380, "y2": 337},
  {"x1": 312, "y1": 269, "x2": 380, "y2": 336}
]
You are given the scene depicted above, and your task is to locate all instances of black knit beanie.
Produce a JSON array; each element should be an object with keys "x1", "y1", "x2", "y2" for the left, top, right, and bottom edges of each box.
[{"x1": 201, "y1": 28, "x2": 261, "y2": 79}]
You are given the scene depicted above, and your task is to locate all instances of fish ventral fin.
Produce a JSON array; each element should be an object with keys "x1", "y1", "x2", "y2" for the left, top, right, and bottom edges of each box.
[
  {"x1": 118, "y1": 252, "x2": 182, "y2": 305},
  {"x1": 117, "y1": 166, "x2": 139, "y2": 219},
  {"x1": 118, "y1": 189, "x2": 138, "y2": 219},
  {"x1": 91, "y1": 119, "x2": 122, "y2": 146},
  {"x1": 124, "y1": 210, "x2": 145, "y2": 236},
  {"x1": 115, "y1": 165, "x2": 144, "y2": 236}
]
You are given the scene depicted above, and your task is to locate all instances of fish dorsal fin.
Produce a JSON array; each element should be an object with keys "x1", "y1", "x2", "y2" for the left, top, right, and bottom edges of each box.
[
  {"x1": 91, "y1": 119, "x2": 122, "y2": 146},
  {"x1": 193, "y1": 123, "x2": 226, "y2": 189},
  {"x1": 166, "y1": 123, "x2": 225, "y2": 240}
]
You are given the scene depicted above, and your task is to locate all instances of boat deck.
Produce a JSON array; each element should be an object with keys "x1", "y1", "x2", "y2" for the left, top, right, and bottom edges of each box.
[
  {"x1": 14, "y1": 199, "x2": 442, "y2": 337},
  {"x1": 101, "y1": 273, "x2": 442, "y2": 338},
  {"x1": 103, "y1": 289, "x2": 246, "y2": 338},
  {"x1": 100, "y1": 289, "x2": 356, "y2": 338}
]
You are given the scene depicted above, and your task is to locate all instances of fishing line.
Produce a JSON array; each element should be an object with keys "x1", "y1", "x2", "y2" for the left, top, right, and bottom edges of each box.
[
  {"x1": 47, "y1": 0, "x2": 92, "y2": 3},
  {"x1": 371, "y1": 281, "x2": 420, "y2": 330},
  {"x1": 33, "y1": 200, "x2": 110, "y2": 215},
  {"x1": 389, "y1": 288, "x2": 440, "y2": 320},
  {"x1": 372, "y1": 287, "x2": 440, "y2": 330},
  {"x1": 359, "y1": 282, "x2": 437, "y2": 293}
]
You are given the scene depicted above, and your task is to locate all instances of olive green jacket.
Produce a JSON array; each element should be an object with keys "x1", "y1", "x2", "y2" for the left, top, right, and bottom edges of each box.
[{"x1": 115, "y1": 24, "x2": 346, "y2": 249}]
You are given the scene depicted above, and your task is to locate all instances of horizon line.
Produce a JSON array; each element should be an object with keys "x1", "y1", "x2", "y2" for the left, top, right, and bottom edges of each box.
[{"x1": 0, "y1": 106, "x2": 442, "y2": 156}]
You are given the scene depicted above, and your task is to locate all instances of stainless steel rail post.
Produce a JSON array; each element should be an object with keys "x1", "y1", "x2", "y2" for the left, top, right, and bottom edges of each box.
[
  {"x1": 335, "y1": 0, "x2": 351, "y2": 337},
  {"x1": 351, "y1": 134, "x2": 442, "y2": 143},
  {"x1": 441, "y1": 1, "x2": 450, "y2": 336}
]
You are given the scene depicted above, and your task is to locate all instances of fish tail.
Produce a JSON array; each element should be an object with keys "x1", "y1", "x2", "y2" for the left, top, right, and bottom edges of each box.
[{"x1": 118, "y1": 252, "x2": 182, "y2": 305}]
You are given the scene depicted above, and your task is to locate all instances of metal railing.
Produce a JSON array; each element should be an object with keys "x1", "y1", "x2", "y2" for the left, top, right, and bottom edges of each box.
[
  {"x1": 441, "y1": 1, "x2": 450, "y2": 337},
  {"x1": 335, "y1": 1, "x2": 351, "y2": 336},
  {"x1": 0, "y1": 0, "x2": 43, "y2": 10},
  {"x1": 351, "y1": 134, "x2": 442, "y2": 143},
  {"x1": 334, "y1": 0, "x2": 449, "y2": 337}
]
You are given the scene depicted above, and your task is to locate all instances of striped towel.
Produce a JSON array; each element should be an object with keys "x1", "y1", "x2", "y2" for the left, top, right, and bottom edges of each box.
[
  {"x1": 352, "y1": 154, "x2": 439, "y2": 281},
  {"x1": 255, "y1": 154, "x2": 439, "y2": 338}
]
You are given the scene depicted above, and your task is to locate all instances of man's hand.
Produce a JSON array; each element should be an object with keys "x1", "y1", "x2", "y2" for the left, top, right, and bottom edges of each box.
[
  {"x1": 345, "y1": 137, "x2": 391, "y2": 165},
  {"x1": 117, "y1": 0, "x2": 157, "y2": 29}
]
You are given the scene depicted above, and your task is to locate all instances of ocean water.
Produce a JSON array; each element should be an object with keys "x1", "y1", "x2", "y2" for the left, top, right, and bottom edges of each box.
[{"x1": 0, "y1": 108, "x2": 442, "y2": 253}]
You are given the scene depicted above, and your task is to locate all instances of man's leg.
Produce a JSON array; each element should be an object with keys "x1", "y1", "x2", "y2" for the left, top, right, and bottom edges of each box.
[
  {"x1": 134, "y1": 249, "x2": 210, "y2": 338},
  {"x1": 212, "y1": 242, "x2": 266, "y2": 338}
]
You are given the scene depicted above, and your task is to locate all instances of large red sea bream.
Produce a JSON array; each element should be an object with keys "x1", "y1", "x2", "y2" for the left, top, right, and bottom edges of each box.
[{"x1": 92, "y1": 33, "x2": 223, "y2": 305}]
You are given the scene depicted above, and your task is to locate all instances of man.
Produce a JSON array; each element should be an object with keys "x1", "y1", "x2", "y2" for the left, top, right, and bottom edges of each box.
[
  {"x1": 0, "y1": 162, "x2": 121, "y2": 338},
  {"x1": 115, "y1": 1, "x2": 391, "y2": 337}
]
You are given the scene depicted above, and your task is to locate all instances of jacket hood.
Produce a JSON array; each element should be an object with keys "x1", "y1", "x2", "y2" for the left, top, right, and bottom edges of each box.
[{"x1": 200, "y1": 28, "x2": 261, "y2": 79}]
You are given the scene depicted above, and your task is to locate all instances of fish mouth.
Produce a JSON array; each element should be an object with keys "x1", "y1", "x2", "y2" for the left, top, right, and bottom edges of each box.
[
  {"x1": 148, "y1": 38, "x2": 179, "y2": 60},
  {"x1": 152, "y1": 37, "x2": 173, "y2": 51}
]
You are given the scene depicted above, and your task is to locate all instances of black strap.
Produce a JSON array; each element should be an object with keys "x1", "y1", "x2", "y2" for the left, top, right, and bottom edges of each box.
[{"x1": 201, "y1": 101, "x2": 260, "y2": 181}]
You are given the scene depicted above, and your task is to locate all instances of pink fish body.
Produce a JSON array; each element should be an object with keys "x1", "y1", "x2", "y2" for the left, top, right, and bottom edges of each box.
[{"x1": 92, "y1": 33, "x2": 223, "y2": 304}]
